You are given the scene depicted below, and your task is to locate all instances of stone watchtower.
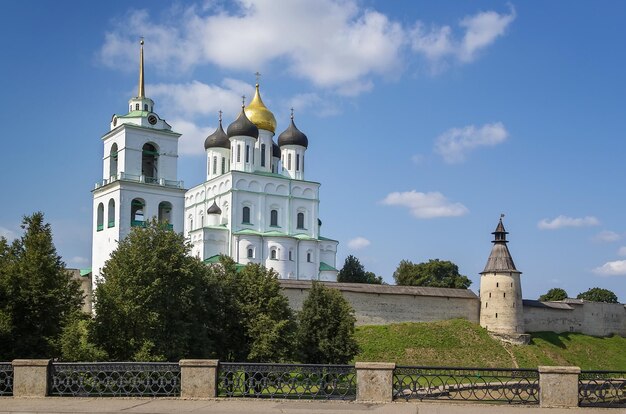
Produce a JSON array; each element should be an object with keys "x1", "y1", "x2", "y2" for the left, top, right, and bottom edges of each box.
[{"x1": 479, "y1": 216, "x2": 529, "y2": 344}]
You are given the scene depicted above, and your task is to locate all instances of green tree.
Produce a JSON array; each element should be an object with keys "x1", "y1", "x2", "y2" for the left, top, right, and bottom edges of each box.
[
  {"x1": 92, "y1": 220, "x2": 223, "y2": 361},
  {"x1": 296, "y1": 282, "x2": 359, "y2": 364},
  {"x1": 0, "y1": 213, "x2": 83, "y2": 359},
  {"x1": 539, "y1": 288, "x2": 568, "y2": 301},
  {"x1": 338, "y1": 255, "x2": 382, "y2": 284},
  {"x1": 59, "y1": 314, "x2": 108, "y2": 361},
  {"x1": 217, "y1": 257, "x2": 296, "y2": 362},
  {"x1": 393, "y1": 259, "x2": 471, "y2": 288},
  {"x1": 577, "y1": 287, "x2": 619, "y2": 303}
]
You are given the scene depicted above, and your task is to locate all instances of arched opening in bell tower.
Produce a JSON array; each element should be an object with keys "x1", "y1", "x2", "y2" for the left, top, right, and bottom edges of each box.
[
  {"x1": 131, "y1": 198, "x2": 146, "y2": 227},
  {"x1": 141, "y1": 143, "x2": 158, "y2": 181},
  {"x1": 158, "y1": 201, "x2": 173, "y2": 227},
  {"x1": 109, "y1": 143, "x2": 118, "y2": 179}
]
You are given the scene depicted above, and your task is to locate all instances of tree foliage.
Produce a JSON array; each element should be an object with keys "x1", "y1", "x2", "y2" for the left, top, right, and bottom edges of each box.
[
  {"x1": 393, "y1": 259, "x2": 471, "y2": 288},
  {"x1": 0, "y1": 213, "x2": 83, "y2": 360},
  {"x1": 539, "y1": 288, "x2": 568, "y2": 301},
  {"x1": 296, "y1": 282, "x2": 359, "y2": 364},
  {"x1": 92, "y1": 221, "x2": 223, "y2": 361},
  {"x1": 216, "y1": 257, "x2": 296, "y2": 362},
  {"x1": 337, "y1": 255, "x2": 382, "y2": 284},
  {"x1": 577, "y1": 287, "x2": 619, "y2": 304}
]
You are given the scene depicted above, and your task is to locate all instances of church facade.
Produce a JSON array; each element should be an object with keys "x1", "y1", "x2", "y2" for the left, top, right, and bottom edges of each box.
[{"x1": 91, "y1": 41, "x2": 338, "y2": 284}]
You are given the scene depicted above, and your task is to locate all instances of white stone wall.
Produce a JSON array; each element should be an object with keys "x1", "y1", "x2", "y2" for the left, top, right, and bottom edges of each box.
[
  {"x1": 281, "y1": 281, "x2": 481, "y2": 326},
  {"x1": 524, "y1": 301, "x2": 626, "y2": 336}
]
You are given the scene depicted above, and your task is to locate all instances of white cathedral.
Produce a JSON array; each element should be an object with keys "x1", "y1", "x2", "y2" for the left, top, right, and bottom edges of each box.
[{"x1": 91, "y1": 41, "x2": 339, "y2": 284}]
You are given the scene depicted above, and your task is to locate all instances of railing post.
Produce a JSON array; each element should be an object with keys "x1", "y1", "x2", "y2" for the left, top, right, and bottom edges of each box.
[
  {"x1": 538, "y1": 366, "x2": 581, "y2": 408},
  {"x1": 11, "y1": 359, "x2": 50, "y2": 397},
  {"x1": 355, "y1": 362, "x2": 395, "y2": 402},
  {"x1": 179, "y1": 359, "x2": 219, "y2": 398}
]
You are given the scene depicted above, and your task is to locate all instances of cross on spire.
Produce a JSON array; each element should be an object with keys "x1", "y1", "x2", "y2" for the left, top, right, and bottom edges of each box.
[
  {"x1": 290, "y1": 107, "x2": 294, "y2": 120},
  {"x1": 255, "y1": 71, "x2": 261, "y2": 85},
  {"x1": 218, "y1": 110, "x2": 222, "y2": 123},
  {"x1": 241, "y1": 95, "x2": 246, "y2": 107}
]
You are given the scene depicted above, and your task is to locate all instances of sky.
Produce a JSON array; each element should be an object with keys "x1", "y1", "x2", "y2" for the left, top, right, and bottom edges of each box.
[{"x1": 1, "y1": 0, "x2": 626, "y2": 301}]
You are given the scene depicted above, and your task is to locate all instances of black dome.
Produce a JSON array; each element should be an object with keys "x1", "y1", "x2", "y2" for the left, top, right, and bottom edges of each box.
[
  {"x1": 204, "y1": 121, "x2": 229, "y2": 150},
  {"x1": 278, "y1": 119, "x2": 308, "y2": 148},
  {"x1": 227, "y1": 108, "x2": 259, "y2": 139},
  {"x1": 272, "y1": 142, "x2": 281, "y2": 158},
  {"x1": 207, "y1": 201, "x2": 222, "y2": 215}
]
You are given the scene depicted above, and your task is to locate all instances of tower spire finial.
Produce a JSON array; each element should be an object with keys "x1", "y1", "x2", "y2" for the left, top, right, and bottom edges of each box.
[
  {"x1": 241, "y1": 95, "x2": 246, "y2": 108},
  {"x1": 218, "y1": 110, "x2": 222, "y2": 123},
  {"x1": 290, "y1": 107, "x2": 294, "y2": 120},
  {"x1": 255, "y1": 71, "x2": 261, "y2": 86},
  {"x1": 138, "y1": 37, "x2": 145, "y2": 98}
]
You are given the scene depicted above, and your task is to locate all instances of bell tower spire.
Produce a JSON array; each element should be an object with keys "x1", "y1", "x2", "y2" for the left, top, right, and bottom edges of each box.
[{"x1": 138, "y1": 38, "x2": 145, "y2": 98}]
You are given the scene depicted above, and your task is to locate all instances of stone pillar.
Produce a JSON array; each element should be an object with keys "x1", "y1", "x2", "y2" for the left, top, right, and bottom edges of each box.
[
  {"x1": 179, "y1": 359, "x2": 219, "y2": 398},
  {"x1": 355, "y1": 362, "x2": 395, "y2": 402},
  {"x1": 538, "y1": 366, "x2": 581, "y2": 408},
  {"x1": 12, "y1": 359, "x2": 50, "y2": 397}
]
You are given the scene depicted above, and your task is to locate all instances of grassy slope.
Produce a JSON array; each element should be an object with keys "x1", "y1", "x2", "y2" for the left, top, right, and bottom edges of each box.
[{"x1": 354, "y1": 319, "x2": 626, "y2": 370}]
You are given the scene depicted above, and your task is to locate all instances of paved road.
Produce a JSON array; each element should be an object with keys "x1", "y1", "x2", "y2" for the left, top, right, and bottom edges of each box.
[{"x1": 1, "y1": 398, "x2": 624, "y2": 414}]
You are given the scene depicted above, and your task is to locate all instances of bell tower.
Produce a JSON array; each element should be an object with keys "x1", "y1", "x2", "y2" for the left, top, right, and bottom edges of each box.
[{"x1": 91, "y1": 39, "x2": 185, "y2": 286}]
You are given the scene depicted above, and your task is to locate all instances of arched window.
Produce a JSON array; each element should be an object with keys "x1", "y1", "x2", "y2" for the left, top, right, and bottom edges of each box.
[
  {"x1": 131, "y1": 198, "x2": 145, "y2": 227},
  {"x1": 306, "y1": 252, "x2": 311, "y2": 262},
  {"x1": 289, "y1": 250, "x2": 293, "y2": 261},
  {"x1": 109, "y1": 143, "x2": 118, "y2": 178},
  {"x1": 288, "y1": 154, "x2": 292, "y2": 170},
  {"x1": 96, "y1": 203, "x2": 104, "y2": 231},
  {"x1": 296, "y1": 154, "x2": 300, "y2": 171},
  {"x1": 142, "y1": 143, "x2": 158, "y2": 180},
  {"x1": 242, "y1": 206, "x2": 251, "y2": 224},
  {"x1": 261, "y1": 144, "x2": 266, "y2": 167},
  {"x1": 247, "y1": 248, "x2": 253, "y2": 258},
  {"x1": 135, "y1": 103, "x2": 139, "y2": 110},
  {"x1": 213, "y1": 156, "x2": 217, "y2": 174},
  {"x1": 107, "y1": 199, "x2": 115, "y2": 228},
  {"x1": 222, "y1": 157, "x2": 226, "y2": 174},
  {"x1": 270, "y1": 209, "x2": 278, "y2": 227},
  {"x1": 237, "y1": 144, "x2": 241, "y2": 162},
  {"x1": 245, "y1": 145, "x2": 250, "y2": 163},
  {"x1": 158, "y1": 201, "x2": 172, "y2": 229},
  {"x1": 297, "y1": 212, "x2": 305, "y2": 229},
  {"x1": 270, "y1": 249, "x2": 277, "y2": 260},
  {"x1": 144, "y1": 104, "x2": 148, "y2": 111}
]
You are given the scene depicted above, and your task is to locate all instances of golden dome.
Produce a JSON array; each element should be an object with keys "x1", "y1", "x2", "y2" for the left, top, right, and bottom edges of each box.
[{"x1": 245, "y1": 84, "x2": 276, "y2": 133}]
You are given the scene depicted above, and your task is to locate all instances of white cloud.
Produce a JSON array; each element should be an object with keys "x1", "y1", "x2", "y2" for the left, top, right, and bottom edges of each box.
[
  {"x1": 537, "y1": 215, "x2": 600, "y2": 230},
  {"x1": 593, "y1": 260, "x2": 626, "y2": 276},
  {"x1": 0, "y1": 226, "x2": 16, "y2": 240},
  {"x1": 411, "y1": 6, "x2": 516, "y2": 67},
  {"x1": 434, "y1": 122, "x2": 508, "y2": 163},
  {"x1": 100, "y1": 2, "x2": 514, "y2": 94},
  {"x1": 173, "y1": 118, "x2": 213, "y2": 156},
  {"x1": 348, "y1": 237, "x2": 371, "y2": 250},
  {"x1": 150, "y1": 79, "x2": 253, "y2": 118},
  {"x1": 99, "y1": 0, "x2": 404, "y2": 94},
  {"x1": 593, "y1": 230, "x2": 621, "y2": 243},
  {"x1": 618, "y1": 246, "x2": 626, "y2": 256},
  {"x1": 287, "y1": 93, "x2": 341, "y2": 117},
  {"x1": 381, "y1": 190, "x2": 468, "y2": 219}
]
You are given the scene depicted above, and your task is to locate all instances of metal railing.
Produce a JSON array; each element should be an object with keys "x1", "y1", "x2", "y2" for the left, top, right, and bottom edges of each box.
[
  {"x1": 217, "y1": 362, "x2": 356, "y2": 400},
  {"x1": 94, "y1": 173, "x2": 184, "y2": 190},
  {"x1": 49, "y1": 362, "x2": 180, "y2": 397},
  {"x1": 393, "y1": 366, "x2": 539, "y2": 404},
  {"x1": 579, "y1": 370, "x2": 626, "y2": 407},
  {"x1": 0, "y1": 363, "x2": 13, "y2": 396}
]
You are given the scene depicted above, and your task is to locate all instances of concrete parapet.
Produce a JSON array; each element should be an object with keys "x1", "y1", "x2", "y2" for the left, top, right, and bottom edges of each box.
[
  {"x1": 179, "y1": 359, "x2": 219, "y2": 398},
  {"x1": 538, "y1": 366, "x2": 581, "y2": 408},
  {"x1": 11, "y1": 359, "x2": 51, "y2": 397},
  {"x1": 355, "y1": 362, "x2": 395, "y2": 402}
]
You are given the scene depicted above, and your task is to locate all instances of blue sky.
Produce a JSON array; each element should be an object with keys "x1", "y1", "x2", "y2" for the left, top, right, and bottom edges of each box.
[{"x1": 1, "y1": 0, "x2": 626, "y2": 301}]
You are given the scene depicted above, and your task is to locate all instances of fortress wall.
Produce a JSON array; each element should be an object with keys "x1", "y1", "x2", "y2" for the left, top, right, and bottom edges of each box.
[
  {"x1": 523, "y1": 301, "x2": 626, "y2": 336},
  {"x1": 279, "y1": 280, "x2": 480, "y2": 326}
]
